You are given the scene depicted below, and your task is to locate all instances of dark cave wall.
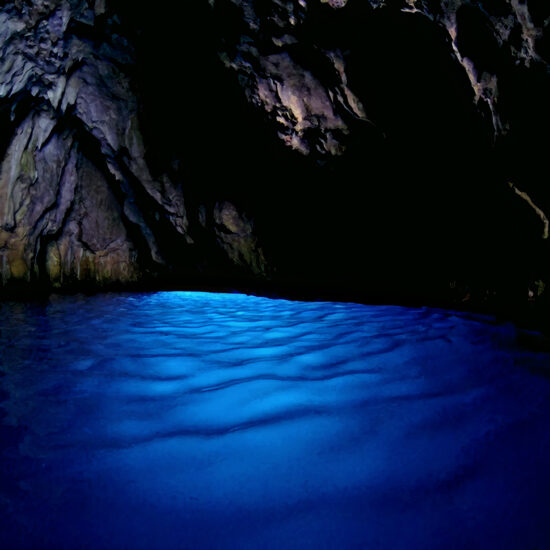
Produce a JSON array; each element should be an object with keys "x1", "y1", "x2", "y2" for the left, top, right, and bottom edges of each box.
[
  {"x1": 0, "y1": 0, "x2": 180, "y2": 285},
  {"x1": 202, "y1": 0, "x2": 550, "y2": 304},
  {"x1": 0, "y1": 0, "x2": 549, "y2": 308},
  {"x1": 0, "y1": 0, "x2": 267, "y2": 289},
  {"x1": 212, "y1": 0, "x2": 549, "y2": 157}
]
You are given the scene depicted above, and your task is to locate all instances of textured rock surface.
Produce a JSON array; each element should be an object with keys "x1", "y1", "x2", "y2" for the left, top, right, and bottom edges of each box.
[
  {"x1": 0, "y1": 0, "x2": 173, "y2": 285},
  {"x1": 209, "y1": 0, "x2": 550, "y2": 308},
  {"x1": 212, "y1": 201, "x2": 267, "y2": 277},
  {"x1": 0, "y1": 0, "x2": 266, "y2": 288},
  {"x1": 216, "y1": 0, "x2": 548, "y2": 152},
  {"x1": 0, "y1": 0, "x2": 548, "y2": 308},
  {"x1": 216, "y1": 0, "x2": 370, "y2": 156}
]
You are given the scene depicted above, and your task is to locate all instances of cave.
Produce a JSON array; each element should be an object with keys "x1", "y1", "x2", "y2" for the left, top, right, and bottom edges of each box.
[{"x1": 1, "y1": 1, "x2": 550, "y2": 548}]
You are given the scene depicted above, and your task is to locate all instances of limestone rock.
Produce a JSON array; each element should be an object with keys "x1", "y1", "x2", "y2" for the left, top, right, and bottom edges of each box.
[
  {"x1": 210, "y1": 0, "x2": 549, "y2": 279},
  {"x1": 217, "y1": 0, "x2": 370, "y2": 156},
  {"x1": 214, "y1": 0, "x2": 548, "y2": 148},
  {"x1": 0, "y1": 0, "x2": 548, "y2": 299},
  {"x1": 0, "y1": 1, "x2": 153, "y2": 284},
  {"x1": 0, "y1": 0, "x2": 263, "y2": 288},
  {"x1": 213, "y1": 202, "x2": 268, "y2": 277}
]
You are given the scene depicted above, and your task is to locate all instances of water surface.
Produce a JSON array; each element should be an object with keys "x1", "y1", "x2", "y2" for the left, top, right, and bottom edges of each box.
[{"x1": 1, "y1": 291, "x2": 550, "y2": 549}]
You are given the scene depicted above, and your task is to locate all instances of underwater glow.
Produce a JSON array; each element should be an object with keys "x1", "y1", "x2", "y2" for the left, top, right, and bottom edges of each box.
[{"x1": 1, "y1": 291, "x2": 550, "y2": 549}]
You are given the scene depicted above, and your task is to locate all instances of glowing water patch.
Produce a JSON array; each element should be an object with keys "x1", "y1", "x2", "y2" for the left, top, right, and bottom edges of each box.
[{"x1": 0, "y1": 291, "x2": 549, "y2": 549}]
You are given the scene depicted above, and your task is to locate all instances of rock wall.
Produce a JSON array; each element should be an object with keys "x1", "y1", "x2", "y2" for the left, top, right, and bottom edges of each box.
[
  {"x1": 209, "y1": 0, "x2": 549, "y2": 304},
  {"x1": 0, "y1": 0, "x2": 548, "y2": 306},
  {"x1": 216, "y1": 0, "x2": 548, "y2": 169},
  {"x1": 0, "y1": 0, "x2": 173, "y2": 285},
  {"x1": 0, "y1": 0, "x2": 267, "y2": 289}
]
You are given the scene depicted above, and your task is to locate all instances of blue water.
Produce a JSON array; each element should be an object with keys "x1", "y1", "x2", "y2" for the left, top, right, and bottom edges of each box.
[{"x1": 1, "y1": 291, "x2": 550, "y2": 549}]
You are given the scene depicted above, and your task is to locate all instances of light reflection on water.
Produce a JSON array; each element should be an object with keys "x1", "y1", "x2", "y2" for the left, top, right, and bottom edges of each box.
[{"x1": 1, "y1": 291, "x2": 549, "y2": 549}]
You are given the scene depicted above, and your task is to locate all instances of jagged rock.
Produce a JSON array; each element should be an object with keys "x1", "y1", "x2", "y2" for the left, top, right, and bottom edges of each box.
[
  {"x1": 397, "y1": 0, "x2": 548, "y2": 138},
  {"x1": 217, "y1": 0, "x2": 369, "y2": 155},
  {"x1": 213, "y1": 201, "x2": 267, "y2": 277},
  {"x1": 0, "y1": 0, "x2": 548, "y2": 302},
  {"x1": 0, "y1": 1, "x2": 153, "y2": 284},
  {"x1": 215, "y1": 0, "x2": 548, "y2": 149},
  {"x1": 0, "y1": 1, "x2": 220, "y2": 288},
  {"x1": 211, "y1": 0, "x2": 549, "y2": 291},
  {"x1": 0, "y1": 0, "x2": 268, "y2": 288}
]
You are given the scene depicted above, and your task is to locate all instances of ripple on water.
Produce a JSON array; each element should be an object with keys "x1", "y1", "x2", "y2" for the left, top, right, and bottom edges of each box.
[{"x1": 0, "y1": 291, "x2": 550, "y2": 550}]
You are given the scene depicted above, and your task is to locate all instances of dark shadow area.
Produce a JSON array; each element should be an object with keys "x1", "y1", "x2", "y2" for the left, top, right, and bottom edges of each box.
[{"x1": 51, "y1": 0, "x2": 548, "y2": 323}]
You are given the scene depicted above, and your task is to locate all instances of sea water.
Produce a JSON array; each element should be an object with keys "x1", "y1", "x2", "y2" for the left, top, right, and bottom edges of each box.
[{"x1": 0, "y1": 291, "x2": 549, "y2": 549}]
